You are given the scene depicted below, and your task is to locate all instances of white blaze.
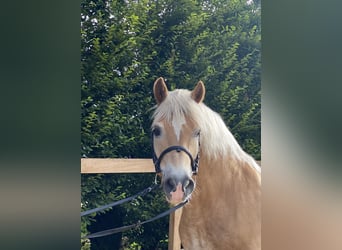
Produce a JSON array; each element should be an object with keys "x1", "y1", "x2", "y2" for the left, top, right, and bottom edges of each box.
[{"x1": 172, "y1": 116, "x2": 185, "y2": 141}]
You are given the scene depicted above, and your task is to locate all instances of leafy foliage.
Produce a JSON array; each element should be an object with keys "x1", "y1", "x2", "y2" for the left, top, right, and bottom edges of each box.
[{"x1": 81, "y1": 0, "x2": 260, "y2": 249}]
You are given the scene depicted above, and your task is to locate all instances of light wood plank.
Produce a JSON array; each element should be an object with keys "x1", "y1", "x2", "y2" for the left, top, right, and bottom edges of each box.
[
  {"x1": 81, "y1": 158, "x2": 261, "y2": 174},
  {"x1": 81, "y1": 158, "x2": 155, "y2": 173},
  {"x1": 168, "y1": 208, "x2": 183, "y2": 250}
]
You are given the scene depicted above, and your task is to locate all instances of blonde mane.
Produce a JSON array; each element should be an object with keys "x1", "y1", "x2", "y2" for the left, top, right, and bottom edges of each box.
[{"x1": 152, "y1": 88, "x2": 253, "y2": 164}]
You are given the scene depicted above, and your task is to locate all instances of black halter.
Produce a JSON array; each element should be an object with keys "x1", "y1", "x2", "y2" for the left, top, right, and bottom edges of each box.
[{"x1": 152, "y1": 133, "x2": 200, "y2": 175}]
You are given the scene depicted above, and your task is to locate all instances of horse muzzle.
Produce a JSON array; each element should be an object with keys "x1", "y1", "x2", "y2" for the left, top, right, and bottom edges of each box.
[
  {"x1": 152, "y1": 144, "x2": 199, "y2": 205},
  {"x1": 162, "y1": 176, "x2": 195, "y2": 205}
]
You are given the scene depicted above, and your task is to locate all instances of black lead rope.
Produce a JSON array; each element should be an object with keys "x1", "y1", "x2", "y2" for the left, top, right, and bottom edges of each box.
[
  {"x1": 81, "y1": 182, "x2": 159, "y2": 217},
  {"x1": 83, "y1": 199, "x2": 188, "y2": 239}
]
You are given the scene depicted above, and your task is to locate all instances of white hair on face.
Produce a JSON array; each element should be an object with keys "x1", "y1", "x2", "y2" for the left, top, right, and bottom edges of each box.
[
  {"x1": 152, "y1": 89, "x2": 251, "y2": 162},
  {"x1": 172, "y1": 115, "x2": 185, "y2": 141}
]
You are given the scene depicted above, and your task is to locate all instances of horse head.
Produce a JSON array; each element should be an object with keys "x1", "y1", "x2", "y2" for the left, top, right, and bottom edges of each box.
[{"x1": 152, "y1": 77, "x2": 205, "y2": 205}]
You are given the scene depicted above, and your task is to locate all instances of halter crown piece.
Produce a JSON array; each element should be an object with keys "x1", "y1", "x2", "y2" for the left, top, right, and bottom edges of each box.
[{"x1": 152, "y1": 132, "x2": 200, "y2": 175}]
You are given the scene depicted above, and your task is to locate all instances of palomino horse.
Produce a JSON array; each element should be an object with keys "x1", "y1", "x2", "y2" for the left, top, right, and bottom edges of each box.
[{"x1": 151, "y1": 77, "x2": 261, "y2": 250}]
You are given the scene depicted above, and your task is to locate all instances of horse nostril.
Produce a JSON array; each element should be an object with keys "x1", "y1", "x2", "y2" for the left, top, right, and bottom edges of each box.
[
  {"x1": 182, "y1": 179, "x2": 190, "y2": 192},
  {"x1": 182, "y1": 178, "x2": 195, "y2": 195},
  {"x1": 165, "y1": 178, "x2": 177, "y2": 192}
]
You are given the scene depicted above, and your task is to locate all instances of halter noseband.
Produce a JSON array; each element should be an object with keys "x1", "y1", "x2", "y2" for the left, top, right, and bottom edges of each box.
[{"x1": 152, "y1": 134, "x2": 200, "y2": 175}]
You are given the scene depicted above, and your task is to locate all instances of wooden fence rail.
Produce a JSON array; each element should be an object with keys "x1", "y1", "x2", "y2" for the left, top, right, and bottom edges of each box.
[{"x1": 81, "y1": 158, "x2": 182, "y2": 250}]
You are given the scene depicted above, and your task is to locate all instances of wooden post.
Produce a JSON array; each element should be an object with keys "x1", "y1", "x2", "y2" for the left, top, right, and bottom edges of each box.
[{"x1": 168, "y1": 208, "x2": 183, "y2": 250}]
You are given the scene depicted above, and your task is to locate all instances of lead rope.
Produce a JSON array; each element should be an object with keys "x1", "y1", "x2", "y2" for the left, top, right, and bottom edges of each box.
[
  {"x1": 81, "y1": 184, "x2": 159, "y2": 217},
  {"x1": 83, "y1": 199, "x2": 188, "y2": 239},
  {"x1": 82, "y1": 175, "x2": 189, "y2": 239}
]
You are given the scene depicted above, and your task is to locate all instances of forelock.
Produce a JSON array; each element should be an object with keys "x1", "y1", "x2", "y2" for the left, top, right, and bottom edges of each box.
[{"x1": 152, "y1": 89, "x2": 200, "y2": 124}]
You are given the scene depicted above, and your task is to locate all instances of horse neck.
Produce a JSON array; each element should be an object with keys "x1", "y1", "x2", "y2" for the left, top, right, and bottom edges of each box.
[{"x1": 194, "y1": 150, "x2": 261, "y2": 202}]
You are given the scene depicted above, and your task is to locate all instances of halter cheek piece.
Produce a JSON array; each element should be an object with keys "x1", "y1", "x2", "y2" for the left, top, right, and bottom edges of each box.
[{"x1": 152, "y1": 133, "x2": 200, "y2": 175}]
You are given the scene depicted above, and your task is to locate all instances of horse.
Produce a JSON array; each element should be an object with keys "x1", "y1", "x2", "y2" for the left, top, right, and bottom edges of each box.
[{"x1": 151, "y1": 77, "x2": 261, "y2": 250}]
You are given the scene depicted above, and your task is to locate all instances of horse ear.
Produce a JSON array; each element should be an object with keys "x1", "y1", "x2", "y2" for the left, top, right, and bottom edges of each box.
[
  {"x1": 191, "y1": 81, "x2": 206, "y2": 103},
  {"x1": 153, "y1": 77, "x2": 169, "y2": 104}
]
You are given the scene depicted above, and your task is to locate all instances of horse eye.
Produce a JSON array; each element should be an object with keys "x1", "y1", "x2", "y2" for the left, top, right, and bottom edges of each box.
[
  {"x1": 152, "y1": 126, "x2": 161, "y2": 137},
  {"x1": 194, "y1": 129, "x2": 201, "y2": 137}
]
